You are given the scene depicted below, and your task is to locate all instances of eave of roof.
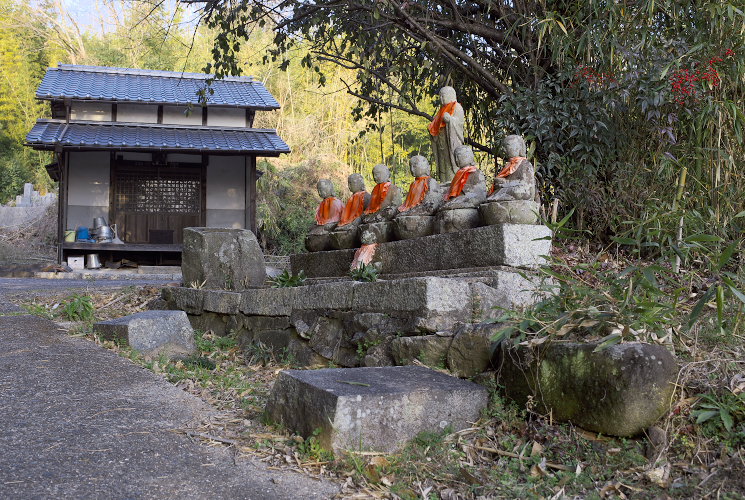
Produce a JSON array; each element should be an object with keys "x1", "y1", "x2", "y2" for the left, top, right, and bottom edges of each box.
[
  {"x1": 36, "y1": 64, "x2": 281, "y2": 110},
  {"x1": 25, "y1": 119, "x2": 291, "y2": 156}
]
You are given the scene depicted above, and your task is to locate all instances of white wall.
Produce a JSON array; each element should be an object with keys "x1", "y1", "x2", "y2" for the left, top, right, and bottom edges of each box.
[
  {"x1": 66, "y1": 151, "x2": 110, "y2": 230},
  {"x1": 163, "y1": 105, "x2": 202, "y2": 125},
  {"x1": 70, "y1": 102, "x2": 112, "y2": 121},
  {"x1": 208, "y1": 107, "x2": 246, "y2": 127},
  {"x1": 206, "y1": 155, "x2": 245, "y2": 229},
  {"x1": 117, "y1": 103, "x2": 158, "y2": 123}
]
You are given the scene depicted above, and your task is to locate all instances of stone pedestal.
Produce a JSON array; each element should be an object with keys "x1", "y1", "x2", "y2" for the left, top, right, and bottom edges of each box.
[
  {"x1": 330, "y1": 225, "x2": 360, "y2": 249},
  {"x1": 480, "y1": 200, "x2": 539, "y2": 225},
  {"x1": 393, "y1": 215, "x2": 435, "y2": 240},
  {"x1": 359, "y1": 221, "x2": 394, "y2": 244},
  {"x1": 436, "y1": 208, "x2": 480, "y2": 234},
  {"x1": 182, "y1": 227, "x2": 266, "y2": 290},
  {"x1": 305, "y1": 225, "x2": 333, "y2": 252}
]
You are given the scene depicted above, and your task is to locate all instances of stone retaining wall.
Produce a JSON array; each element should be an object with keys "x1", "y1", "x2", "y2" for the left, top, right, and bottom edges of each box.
[{"x1": 162, "y1": 271, "x2": 550, "y2": 373}]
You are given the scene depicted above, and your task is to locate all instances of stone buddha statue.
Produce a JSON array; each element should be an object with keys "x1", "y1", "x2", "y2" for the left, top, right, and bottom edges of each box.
[
  {"x1": 305, "y1": 179, "x2": 344, "y2": 252},
  {"x1": 436, "y1": 145, "x2": 487, "y2": 233},
  {"x1": 480, "y1": 135, "x2": 540, "y2": 225},
  {"x1": 429, "y1": 86, "x2": 465, "y2": 183},
  {"x1": 392, "y1": 155, "x2": 443, "y2": 239},
  {"x1": 359, "y1": 164, "x2": 402, "y2": 244},
  {"x1": 330, "y1": 173, "x2": 371, "y2": 249}
]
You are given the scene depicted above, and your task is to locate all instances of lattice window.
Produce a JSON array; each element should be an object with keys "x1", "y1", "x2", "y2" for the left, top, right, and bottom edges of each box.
[{"x1": 115, "y1": 169, "x2": 201, "y2": 214}]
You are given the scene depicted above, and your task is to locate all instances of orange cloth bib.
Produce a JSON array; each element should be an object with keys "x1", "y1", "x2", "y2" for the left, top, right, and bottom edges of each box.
[
  {"x1": 497, "y1": 156, "x2": 527, "y2": 178},
  {"x1": 428, "y1": 101, "x2": 458, "y2": 136},
  {"x1": 338, "y1": 191, "x2": 367, "y2": 227},
  {"x1": 398, "y1": 176, "x2": 430, "y2": 212},
  {"x1": 351, "y1": 243, "x2": 378, "y2": 269},
  {"x1": 491, "y1": 156, "x2": 528, "y2": 194},
  {"x1": 445, "y1": 165, "x2": 478, "y2": 200},
  {"x1": 364, "y1": 182, "x2": 391, "y2": 215},
  {"x1": 315, "y1": 197, "x2": 343, "y2": 225}
]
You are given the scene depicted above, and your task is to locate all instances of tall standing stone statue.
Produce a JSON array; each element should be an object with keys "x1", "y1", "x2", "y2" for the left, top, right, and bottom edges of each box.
[
  {"x1": 437, "y1": 145, "x2": 487, "y2": 233},
  {"x1": 305, "y1": 179, "x2": 344, "y2": 252},
  {"x1": 393, "y1": 155, "x2": 443, "y2": 240},
  {"x1": 359, "y1": 164, "x2": 402, "y2": 244},
  {"x1": 480, "y1": 135, "x2": 540, "y2": 225},
  {"x1": 429, "y1": 86, "x2": 465, "y2": 183},
  {"x1": 330, "y1": 173, "x2": 371, "y2": 249}
]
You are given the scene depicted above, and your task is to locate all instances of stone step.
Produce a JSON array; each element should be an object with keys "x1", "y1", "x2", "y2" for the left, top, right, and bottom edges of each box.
[
  {"x1": 264, "y1": 366, "x2": 488, "y2": 454},
  {"x1": 291, "y1": 223, "x2": 552, "y2": 278}
]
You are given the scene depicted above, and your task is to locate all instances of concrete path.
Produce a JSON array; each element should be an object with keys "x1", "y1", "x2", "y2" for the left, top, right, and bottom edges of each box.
[{"x1": 0, "y1": 312, "x2": 338, "y2": 499}]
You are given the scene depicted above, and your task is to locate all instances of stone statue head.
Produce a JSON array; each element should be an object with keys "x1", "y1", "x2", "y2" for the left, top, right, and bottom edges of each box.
[
  {"x1": 454, "y1": 145, "x2": 475, "y2": 169},
  {"x1": 372, "y1": 164, "x2": 391, "y2": 184},
  {"x1": 409, "y1": 155, "x2": 431, "y2": 178},
  {"x1": 439, "y1": 86, "x2": 457, "y2": 105},
  {"x1": 317, "y1": 179, "x2": 335, "y2": 198},
  {"x1": 348, "y1": 173, "x2": 366, "y2": 193},
  {"x1": 503, "y1": 135, "x2": 527, "y2": 158}
]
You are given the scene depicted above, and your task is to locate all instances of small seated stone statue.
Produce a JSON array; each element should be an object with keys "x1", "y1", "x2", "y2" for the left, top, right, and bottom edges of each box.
[
  {"x1": 305, "y1": 179, "x2": 344, "y2": 252},
  {"x1": 359, "y1": 163, "x2": 402, "y2": 244},
  {"x1": 392, "y1": 155, "x2": 443, "y2": 240},
  {"x1": 330, "y1": 173, "x2": 371, "y2": 249},
  {"x1": 480, "y1": 135, "x2": 540, "y2": 225},
  {"x1": 436, "y1": 145, "x2": 487, "y2": 233}
]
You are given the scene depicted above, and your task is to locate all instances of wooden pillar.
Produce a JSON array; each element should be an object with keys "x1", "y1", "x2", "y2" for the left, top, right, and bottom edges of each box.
[
  {"x1": 245, "y1": 155, "x2": 257, "y2": 233},
  {"x1": 56, "y1": 151, "x2": 68, "y2": 264}
]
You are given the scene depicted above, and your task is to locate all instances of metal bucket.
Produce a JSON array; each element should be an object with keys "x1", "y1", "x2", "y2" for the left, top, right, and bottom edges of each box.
[
  {"x1": 96, "y1": 225, "x2": 113, "y2": 240},
  {"x1": 85, "y1": 253, "x2": 102, "y2": 269},
  {"x1": 93, "y1": 217, "x2": 107, "y2": 228}
]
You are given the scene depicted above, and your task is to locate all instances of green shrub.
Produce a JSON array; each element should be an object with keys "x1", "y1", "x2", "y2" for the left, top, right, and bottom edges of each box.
[
  {"x1": 269, "y1": 269, "x2": 307, "y2": 288},
  {"x1": 350, "y1": 262, "x2": 378, "y2": 282},
  {"x1": 62, "y1": 294, "x2": 95, "y2": 322}
]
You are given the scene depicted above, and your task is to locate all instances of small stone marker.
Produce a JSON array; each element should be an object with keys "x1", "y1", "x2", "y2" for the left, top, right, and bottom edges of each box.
[
  {"x1": 264, "y1": 366, "x2": 488, "y2": 454},
  {"x1": 94, "y1": 310, "x2": 196, "y2": 360},
  {"x1": 182, "y1": 227, "x2": 266, "y2": 290}
]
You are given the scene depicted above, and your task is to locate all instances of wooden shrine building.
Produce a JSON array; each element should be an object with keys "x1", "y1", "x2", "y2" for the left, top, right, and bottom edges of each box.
[{"x1": 25, "y1": 64, "x2": 289, "y2": 265}]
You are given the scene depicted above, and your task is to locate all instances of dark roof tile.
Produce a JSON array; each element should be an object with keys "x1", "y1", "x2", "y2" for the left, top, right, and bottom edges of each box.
[
  {"x1": 36, "y1": 64, "x2": 280, "y2": 109},
  {"x1": 26, "y1": 120, "x2": 290, "y2": 155}
]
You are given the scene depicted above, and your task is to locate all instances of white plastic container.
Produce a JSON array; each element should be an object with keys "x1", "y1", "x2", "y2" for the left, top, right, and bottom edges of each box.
[{"x1": 67, "y1": 255, "x2": 84, "y2": 271}]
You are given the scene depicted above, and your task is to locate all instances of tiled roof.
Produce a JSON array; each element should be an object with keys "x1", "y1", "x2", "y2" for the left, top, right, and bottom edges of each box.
[
  {"x1": 36, "y1": 65, "x2": 280, "y2": 109},
  {"x1": 26, "y1": 120, "x2": 290, "y2": 155}
]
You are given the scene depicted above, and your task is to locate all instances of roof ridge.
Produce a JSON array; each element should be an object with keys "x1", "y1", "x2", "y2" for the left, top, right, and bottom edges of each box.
[{"x1": 55, "y1": 64, "x2": 257, "y2": 83}]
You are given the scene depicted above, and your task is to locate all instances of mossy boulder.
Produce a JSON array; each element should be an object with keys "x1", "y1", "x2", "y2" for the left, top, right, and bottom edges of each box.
[{"x1": 498, "y1": 341, "x2": 677, "y2": 437}]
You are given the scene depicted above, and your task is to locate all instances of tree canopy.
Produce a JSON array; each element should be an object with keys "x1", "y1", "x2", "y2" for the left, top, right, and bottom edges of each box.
[{"x1": 200, "y1": 0, "x2": 744, "y2": 240}]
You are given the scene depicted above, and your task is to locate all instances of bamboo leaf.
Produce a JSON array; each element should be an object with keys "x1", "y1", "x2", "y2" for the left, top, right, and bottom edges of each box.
[
  {"x1": 688, "y1": 287, "x2": 716, "y2": 328},
  {"x1": 717, "y1": 242, "x2": 738, "y2": 271},
  {"x1": 592, "y1": 332, "x2": 622, "y2": 352},
  {"x1": 684, "y1": 234, "x2": 723, "y2": 243}
]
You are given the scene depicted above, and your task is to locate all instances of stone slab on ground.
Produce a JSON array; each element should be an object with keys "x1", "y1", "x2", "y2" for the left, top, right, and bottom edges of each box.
[
  {"x1": 0, "y1": 314, "x2": 338, "y2": 499},
  {"x1": 94, "y1": 310, "x2": 196, "y2": 359},
  {"x1": 265, "y1": 366, "x2": 488, "y2": 454},
  {"x1": 499, "y1": 341, "x2": 678, "y2": 437},
  {"x1": 291, "y1": 223, "x2": 552, "y2": 278}
]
